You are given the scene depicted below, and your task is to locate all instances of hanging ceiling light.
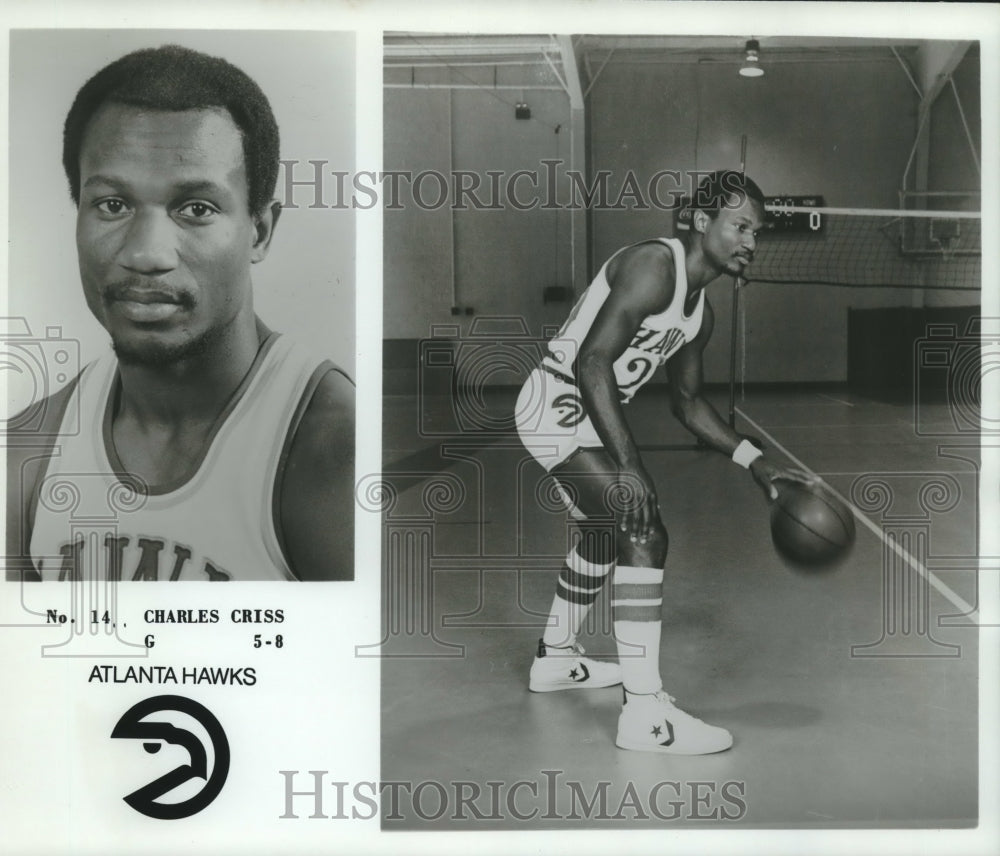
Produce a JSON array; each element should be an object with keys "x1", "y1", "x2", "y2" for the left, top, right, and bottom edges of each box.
[{"x1": 739, "y1": 39, "x2": 764, "y2": 78}]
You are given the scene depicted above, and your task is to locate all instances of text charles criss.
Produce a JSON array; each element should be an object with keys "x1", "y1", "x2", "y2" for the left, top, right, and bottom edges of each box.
[{"x1": 143, "y1": 608, "x2": 284, "y2": 624}]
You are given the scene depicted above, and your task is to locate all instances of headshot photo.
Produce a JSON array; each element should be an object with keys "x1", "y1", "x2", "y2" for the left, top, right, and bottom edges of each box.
[{"x1": 5, "y1": 30, "x2": 356, "y2": 582}]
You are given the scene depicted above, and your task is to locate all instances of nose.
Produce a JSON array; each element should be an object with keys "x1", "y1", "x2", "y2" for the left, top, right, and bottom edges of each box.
[
  {"x1": 117, "y1": 210, "x2": 177, "y2": 274},
  {"x1": 742, "y1": 231, "x2": 757, "y2": 254}
]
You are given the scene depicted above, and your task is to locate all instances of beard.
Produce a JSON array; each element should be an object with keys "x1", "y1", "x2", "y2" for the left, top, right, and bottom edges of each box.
[{"x1": 111, "y1": 316, "x2": 233, "y2": 369}]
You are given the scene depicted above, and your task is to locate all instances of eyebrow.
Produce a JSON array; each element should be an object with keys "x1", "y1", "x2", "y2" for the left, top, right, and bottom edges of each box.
[
  {"x1": 81, "y1": 175, "x2": 233, "y2": 198},
  {"x1": 169, "y1": 180, "x2": 233, "y2": 199}
]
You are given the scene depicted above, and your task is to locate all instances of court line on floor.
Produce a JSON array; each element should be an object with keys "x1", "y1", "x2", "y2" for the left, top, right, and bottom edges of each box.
[
  {"x1": 738, "y1": 422, "x2": 914, "y2": 430},
  {"x1": 736, "y1": 406, "x2": 979, "y2": 624},
  {"x1": 816, "y1": 393, "x2": 857, "y2": 407}
]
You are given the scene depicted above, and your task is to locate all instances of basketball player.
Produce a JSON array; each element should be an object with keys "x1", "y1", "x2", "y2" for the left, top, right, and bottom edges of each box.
[
  {"x1": 516, "y1": 171, "x2": 813, "y2": 753},
  {"x1": 5, "y1": 46, "x2": 354, "y2": 582}
]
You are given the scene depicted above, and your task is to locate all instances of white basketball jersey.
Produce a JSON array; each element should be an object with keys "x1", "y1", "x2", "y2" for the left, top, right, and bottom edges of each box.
[
  {"x1": 29, "y1": 334, "x2": 332, "y2": 581},
  {"x1": 541, "y1": 238, "x2": 704, "y2": 403}
]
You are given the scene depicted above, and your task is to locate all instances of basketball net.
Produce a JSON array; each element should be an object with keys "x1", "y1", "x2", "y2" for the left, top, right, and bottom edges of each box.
[{"x1": 932, "y1": 232, "x2": 959, "y2": 261}]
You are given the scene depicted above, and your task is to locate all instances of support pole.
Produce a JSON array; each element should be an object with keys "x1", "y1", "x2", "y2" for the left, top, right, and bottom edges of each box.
[
  {"x1": 728, "y1": 276, "x2": 742, "y2": 428},
  {"x1": 732, "y1": 133, "x2": 747, "y2": 429}
]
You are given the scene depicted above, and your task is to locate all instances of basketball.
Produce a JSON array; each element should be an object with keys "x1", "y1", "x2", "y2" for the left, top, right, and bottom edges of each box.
[{"x1": 770, "y1": 481, "x2": 856, "y2": 570}]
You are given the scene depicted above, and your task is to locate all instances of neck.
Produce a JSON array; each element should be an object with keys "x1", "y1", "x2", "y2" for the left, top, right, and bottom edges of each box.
[
  {"x1": 115, "y1": 315, "x2": 268, "y2": 427},
  {"x1": 681, "y1": 236, "x2": 726, "y2": 292}
]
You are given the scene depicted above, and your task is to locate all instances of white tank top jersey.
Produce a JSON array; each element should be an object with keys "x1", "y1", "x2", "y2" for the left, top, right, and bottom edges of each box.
[
  {"x1": 29, "y1": 334, "x2": 338, "y2": 582},
  {"x1": 541, "y1": 237, "x2": 705, "y2": 403}
]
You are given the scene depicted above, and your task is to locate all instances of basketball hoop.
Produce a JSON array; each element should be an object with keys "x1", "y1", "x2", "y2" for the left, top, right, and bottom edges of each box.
[{"x1": 929, "y1": 217, "x2": 961, "y2": 260}]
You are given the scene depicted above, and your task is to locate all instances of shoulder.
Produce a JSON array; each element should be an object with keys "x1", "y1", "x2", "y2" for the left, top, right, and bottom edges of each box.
[
  {"x1": 606, "y1": 240, "x2": 678, "y2": 315},
  {"x1": 8, "y1": 377, "x2": 81, "y2": 436},
  {"x1": 608, "y1": 240, "x2": 676, "y2": 282},
  {"x1": 7, "y1": 379, "x2": 81, "y2": 467},
  {"x1": 6, "y1": 379, "x2": 81, "y2": 567},
  {"x1": 278, "y1": 366, "x2": 355, "y2": 581},
  {"x1": 292, "y1": 368, "x2": 355, "y2": 472}
]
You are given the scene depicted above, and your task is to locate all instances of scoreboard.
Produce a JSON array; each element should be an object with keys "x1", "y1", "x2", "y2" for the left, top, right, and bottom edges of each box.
[
  {"x1": 764, "y1": 195, "x2": 825, "y2": 233},
  {"x1": 675, "y1": 194, "x2": 825, "y2": 234}
]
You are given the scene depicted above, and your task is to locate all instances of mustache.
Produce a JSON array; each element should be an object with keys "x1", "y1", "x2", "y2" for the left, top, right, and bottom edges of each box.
[{"x1": 104, "y1": 278, "x2": 195, "y2": 308}]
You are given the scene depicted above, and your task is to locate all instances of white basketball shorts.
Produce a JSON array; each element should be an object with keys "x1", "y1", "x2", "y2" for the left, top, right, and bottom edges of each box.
[{"x1": 514, "y1": 365, "x2": 606, "y2": 472}]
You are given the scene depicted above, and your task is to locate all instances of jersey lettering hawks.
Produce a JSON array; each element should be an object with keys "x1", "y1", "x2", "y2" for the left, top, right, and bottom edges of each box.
[
  {"x1": 29, "y1": 334, "x2": 332, "y2": 582},
  {"x1": 541, "y1": 237, "x2": 704, "y2": 404},
  {"x1": 48, "y1": 534, "x2": 233, "y2": 582}
]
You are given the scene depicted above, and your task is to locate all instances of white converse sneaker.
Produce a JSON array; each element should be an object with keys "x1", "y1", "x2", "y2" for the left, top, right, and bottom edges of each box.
[
  {"x1": 528, "y1": 639, "x2": 622, "y2": 692},
  {"x1": 616, "y1": 689, "x2": 733, "y2": 754}
]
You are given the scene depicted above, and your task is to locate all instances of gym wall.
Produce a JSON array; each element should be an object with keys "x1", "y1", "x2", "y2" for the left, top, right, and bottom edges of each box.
[
  {"x1": 384, "y1": 87, "x2": 574, "y2": 342},
  {"x1": 383, "y1": 42, "x2": 981, "y2": 386}
]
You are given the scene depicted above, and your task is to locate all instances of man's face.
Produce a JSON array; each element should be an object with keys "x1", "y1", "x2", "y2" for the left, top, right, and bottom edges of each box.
[
  {"x1": 698, "y1": 194, "x2": 765, "y2": 278},
  {"x1": 76, "y1": 103, "x2": 266, "y2": 366}
]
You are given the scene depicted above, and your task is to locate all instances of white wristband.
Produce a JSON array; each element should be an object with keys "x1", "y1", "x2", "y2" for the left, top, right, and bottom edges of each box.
[{"x1": 732, "y1": 439, "x2": 763, "y2": 469}]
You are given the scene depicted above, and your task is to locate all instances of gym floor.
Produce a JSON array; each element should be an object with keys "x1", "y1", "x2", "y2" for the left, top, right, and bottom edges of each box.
[{"x1": 379, "y1": 384, "x2": 979, "y2": 830}]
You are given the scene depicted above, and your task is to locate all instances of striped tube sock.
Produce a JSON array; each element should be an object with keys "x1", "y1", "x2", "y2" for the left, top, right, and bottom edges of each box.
[
  {"x1": 541, "y1": 548, "x2": 615, "y2": 649},
  {"x1": 612, "y1": 565, "x2": 664, "y2": 694}
]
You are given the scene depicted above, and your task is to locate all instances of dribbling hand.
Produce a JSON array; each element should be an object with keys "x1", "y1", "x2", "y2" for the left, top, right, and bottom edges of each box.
[{"x1": 749, "y1": 458, "x2": 818, "y2": 501}]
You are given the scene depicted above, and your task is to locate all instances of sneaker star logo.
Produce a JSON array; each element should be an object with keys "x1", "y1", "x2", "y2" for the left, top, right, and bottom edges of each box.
[
  {"x1": 651, "y1": 720, "x2": 675, "y2": 746},
  {"x1": 568, "y1": 663, "x2": 590, "y2": 682}
]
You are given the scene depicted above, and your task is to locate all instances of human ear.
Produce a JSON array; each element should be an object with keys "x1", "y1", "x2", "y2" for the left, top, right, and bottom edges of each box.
[{"x1": 250, "y1": 200, "x2": 282, "y2": 264}]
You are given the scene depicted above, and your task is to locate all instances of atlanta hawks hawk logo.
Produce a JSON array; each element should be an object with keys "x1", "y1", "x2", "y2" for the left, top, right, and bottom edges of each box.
[
  {"x1": 111, "y1": 695, "x2": 230, "y2": 819},
  {"x1": 553, "y1": 392, "x2": 587, "y2": 428}
]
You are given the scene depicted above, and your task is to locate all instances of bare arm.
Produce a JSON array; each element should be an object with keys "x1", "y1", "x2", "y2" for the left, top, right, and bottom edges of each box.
[
  {"x1": 576, "y1": 243, "x2": 675, "y2": 541},
  {"x1": 665, "y1": 300, "x2": 740, "y2": 451},
  {"x1": 666, "y1": 302, "x2": 814, "y2": 499},
  {"x1": 5, "y1": 385, "x2": 75, "y2": 581},
  {"x1": 6, "y1": 441, "x2": 44, "y2": 580},
  {"x1": 279, "y1": 369, "x2": 355, "y2": 581}
]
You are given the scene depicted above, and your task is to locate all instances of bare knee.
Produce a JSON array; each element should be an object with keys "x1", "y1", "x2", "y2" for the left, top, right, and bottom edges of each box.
[
  {"x1": 574, "y1": 522, "x2": 617, "y2": 566},
  {"x1": 619, "y1": 521, "x2": 668, "y2": 568}
]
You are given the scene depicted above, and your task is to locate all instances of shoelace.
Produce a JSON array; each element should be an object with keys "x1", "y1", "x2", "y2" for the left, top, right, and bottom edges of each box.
[
  {"x1": 651, "y1": 691, "x2": 711, "y2": 726},
  {"x1": 626, "y1": 689, "x2": 706, "y2": 722},
  {"x1": 545, "y1": 641, "x2": 587, "y2": 657}
]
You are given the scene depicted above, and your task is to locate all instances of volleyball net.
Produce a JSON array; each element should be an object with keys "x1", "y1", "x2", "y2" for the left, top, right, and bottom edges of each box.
[
  {"x1": 749, "y1": 194, "x2": 981, "y2": 292},
  {"x1": 722, "y1": 195, "x2": 983, "y2": 423}
]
